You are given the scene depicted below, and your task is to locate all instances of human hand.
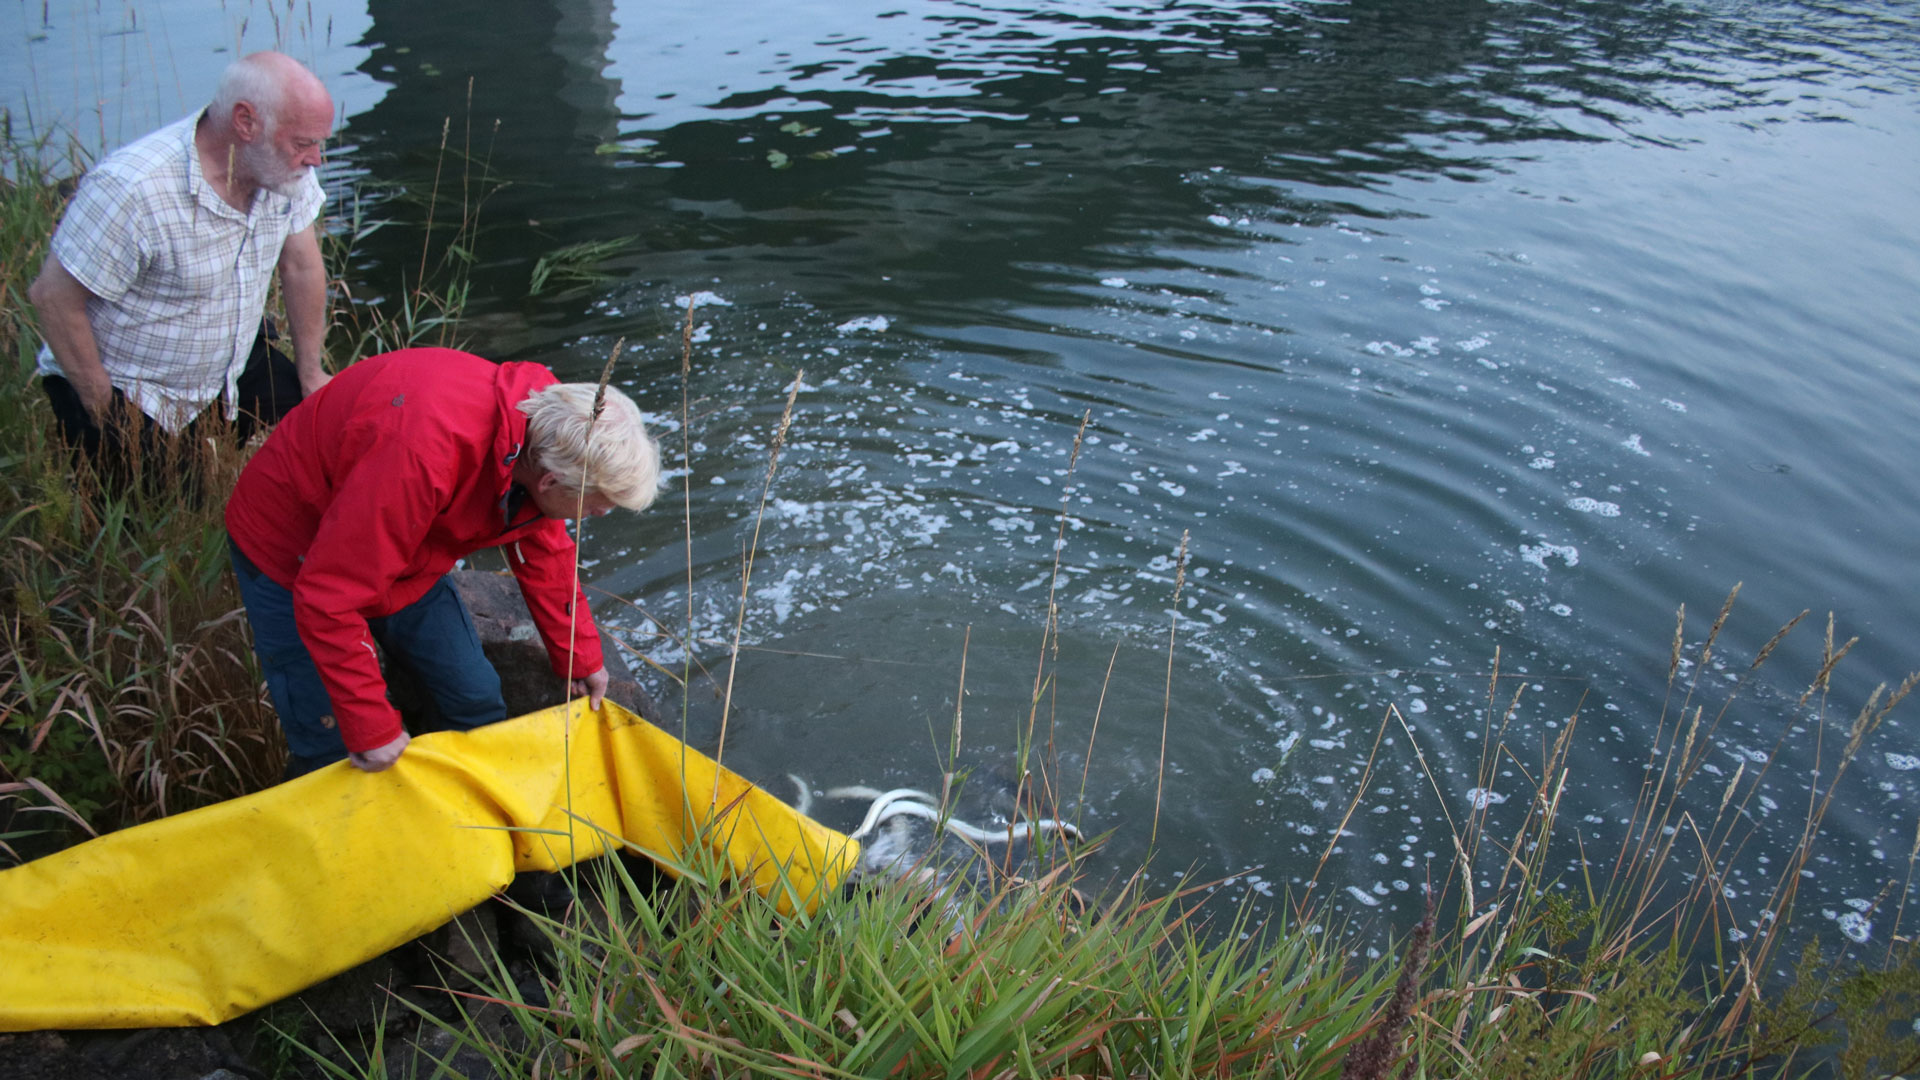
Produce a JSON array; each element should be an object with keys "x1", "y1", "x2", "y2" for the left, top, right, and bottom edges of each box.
[
  {"x1": 79, "y1": 380, "x2": 116, "y2": 423},
  {"x1": 569, "y1": 668, "x2": 610, "y2": 709},
  {"x1": 348, "y1": 730, "x2": 410, "y2": 772}
]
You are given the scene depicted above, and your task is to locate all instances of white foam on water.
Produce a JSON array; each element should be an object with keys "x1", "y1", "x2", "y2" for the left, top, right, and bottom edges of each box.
[
  {"x1": 1407, "y1": 699, "x2": 1428, "y2": 714},
  {"x1": 756, "y1": 567, "x2": 810, "y2": 624},
  {"x1": 1886, "y1": 753, "x2": 1920, "y2": 771},
  {"x1": 1467, "y1": 788, "x2": 1506, "y2": 809},
  {"x1": 674, "y1": 290, "x2": 732, "y2": 309},
  {"x1": 1252, "y1": 767, "x2": 1276, "y2": 783},
  {"x1": 1345, "y1": 885, "x2": 1381, "y2": 907},
  {"x1": 1567, "y1": 497, "x2": 1621, "y2": 517},
  {"x1": 1529, "y1": 457, "x2": 1556, "y2": 470},
  {"x1": 1456, "y1": 336, "x2": 1490, "y2": 351},
  {"x1": 1208, "y1": 214, "x2": 1233, "y2": 227},
  {"x1": 1837, "y1": 911, "x2": 1872, "y2": 944},
  {"x1": 1366, "y1": 341, "x2": 1415, "y2": 357},
  {"x1": 835, "y1": 315, "x2": 891, "y2": 333},
  {"x1": 1623, "y1": 433, "x2": 1651, "y2": 457},
  {"x1": 1662, "y1": 398, "x2": 1688, "y2": 412},
  {"x1": 1101, "y1": 276, "x2": 1129, "y2": 288},
  {"x1": 1520, "y1": 541, "x2": 1580, "y2": 569}
]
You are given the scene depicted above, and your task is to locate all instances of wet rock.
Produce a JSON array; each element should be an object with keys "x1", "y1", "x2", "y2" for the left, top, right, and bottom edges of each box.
[
  {"x1": 270, "y1": 952, "x2": 404, "y2": 1037},
  {"x1": 0, "y1": 1028, "x2": 229, "y2": 1080},
  {"x1": 383, "y1": 999, "x2": 521, "y2": 1080}
]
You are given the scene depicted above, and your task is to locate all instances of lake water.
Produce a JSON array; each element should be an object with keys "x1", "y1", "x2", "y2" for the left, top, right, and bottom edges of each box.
[{"x1": 8, "y1": 0, "x2": 1919, "y2": 948}]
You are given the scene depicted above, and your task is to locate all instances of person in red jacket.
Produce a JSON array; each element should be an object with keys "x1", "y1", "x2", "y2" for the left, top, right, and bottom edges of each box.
[{"x1": 225, "y1": 347, "x2": 660, "y2": 777}]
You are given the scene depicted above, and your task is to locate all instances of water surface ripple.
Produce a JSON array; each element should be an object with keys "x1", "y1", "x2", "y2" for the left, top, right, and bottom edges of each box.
[{"x1": 8, "y1": 0, "x2": 1918, "y2": 943}]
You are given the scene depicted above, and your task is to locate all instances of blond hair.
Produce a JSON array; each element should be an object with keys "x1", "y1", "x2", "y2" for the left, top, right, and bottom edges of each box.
[{"x1": 518, "y1": 383, "x2": 660, "y2": 511}]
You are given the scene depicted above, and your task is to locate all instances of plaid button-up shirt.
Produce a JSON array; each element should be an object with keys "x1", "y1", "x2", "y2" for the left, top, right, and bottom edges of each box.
[{"x1": 37, "y1": 110, "x2": 326, "y2": 432}]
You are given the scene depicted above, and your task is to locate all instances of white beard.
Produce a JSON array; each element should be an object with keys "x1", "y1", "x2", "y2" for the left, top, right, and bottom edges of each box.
[{"x1": 240, "y1": 138, "x2": 309, "y2": 197}]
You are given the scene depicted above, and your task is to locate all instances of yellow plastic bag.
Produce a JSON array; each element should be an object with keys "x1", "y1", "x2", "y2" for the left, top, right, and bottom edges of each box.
[{"x1": 0, "y1": 701, "x2": 854, "y2": 1031}]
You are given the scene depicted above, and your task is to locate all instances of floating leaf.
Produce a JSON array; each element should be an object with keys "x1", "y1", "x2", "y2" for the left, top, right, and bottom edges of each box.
[
  {"x1": 595, "y1": 141, "x2": 660, "y2": 157},
  {"x1": 766, "y1": 149, "x2": 791, "y2": 170}
]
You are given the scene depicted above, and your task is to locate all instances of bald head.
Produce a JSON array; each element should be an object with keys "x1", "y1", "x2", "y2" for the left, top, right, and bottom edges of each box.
[
  {"x1": 205, "y1": 51, "x2": 335, "y2": 198},
  {"x1": 210, "y1": 51, "x2": 333, "y2": 137}
]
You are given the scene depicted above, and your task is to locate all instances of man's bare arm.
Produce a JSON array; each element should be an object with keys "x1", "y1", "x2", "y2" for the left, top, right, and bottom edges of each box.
[
  {"x1": 277, "y1": 224, "x2": 330, "y2": 396},
  {"x1": 26, "y1": 254, "x2": 114, "y2": 419}
]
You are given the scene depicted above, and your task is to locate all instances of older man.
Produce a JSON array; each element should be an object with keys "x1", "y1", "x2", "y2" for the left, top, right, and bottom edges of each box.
[
  {"x1": 225, "y1": 347, "x2": 661, "y2": 777},
  {"x1": 27, "y1": 51, "x2": 334, "y2": 479}
]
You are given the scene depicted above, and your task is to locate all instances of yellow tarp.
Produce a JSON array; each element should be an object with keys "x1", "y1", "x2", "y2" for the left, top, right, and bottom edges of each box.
[{"x1": 0, "y1": 700, "x2": 855, "y2": 1031}]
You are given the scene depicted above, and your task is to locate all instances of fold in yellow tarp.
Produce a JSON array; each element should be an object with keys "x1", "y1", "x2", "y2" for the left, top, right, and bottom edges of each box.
[{"x1": 0, "y1": 700, "x2": 855, "y2": 1032}]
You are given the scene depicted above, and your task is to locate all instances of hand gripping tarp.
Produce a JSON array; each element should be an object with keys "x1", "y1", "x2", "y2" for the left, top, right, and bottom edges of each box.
[{"x1": 0, "y1": 701, "x2": 855, "y2": 1031}]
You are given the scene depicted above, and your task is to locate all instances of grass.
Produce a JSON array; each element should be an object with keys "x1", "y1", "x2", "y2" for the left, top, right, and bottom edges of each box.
[{"x1": 0, "y1": 129, "x2": 279, "y2": 850}]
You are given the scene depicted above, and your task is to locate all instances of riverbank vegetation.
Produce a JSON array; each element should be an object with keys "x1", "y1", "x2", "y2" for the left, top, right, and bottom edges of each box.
[
  {"x1": 0, "y1": 120, "x2": 485, "y2": 850},
  {"x1": 311, "y1": 598, "x2": 1919, "y2": 1080},
  {"x1": 0, "y1": 130, "x2": 277, "y2": 845},
  {"x1": 5, "y1": 128, "x2": 1920, "y2": 1078}
]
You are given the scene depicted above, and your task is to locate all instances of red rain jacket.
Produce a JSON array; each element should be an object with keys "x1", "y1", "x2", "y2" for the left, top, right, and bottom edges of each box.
[{"x1": 226, "y1": 348, "x2": 605, "y2": 752}]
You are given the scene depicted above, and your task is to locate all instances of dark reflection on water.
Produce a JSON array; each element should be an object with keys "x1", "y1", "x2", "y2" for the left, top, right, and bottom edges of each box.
[{"x1": 339, "y1": 0, "x2": 1919, "y2": 314}]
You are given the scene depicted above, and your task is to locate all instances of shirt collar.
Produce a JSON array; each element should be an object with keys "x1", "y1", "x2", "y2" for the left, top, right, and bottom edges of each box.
[{"x1": 184, "y1": 107, "x2": 253, "y2": 222}]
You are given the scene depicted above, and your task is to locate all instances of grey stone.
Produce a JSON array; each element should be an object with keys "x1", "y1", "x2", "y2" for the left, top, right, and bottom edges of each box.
[
  {"x1": 383, "y1": 999, "x2": 520, "y2": 1080},
  {"x1": 268, "y1": 951, "x2": 403, "y2": 1036},
  {"x1": 0, "y1": 1028, "x2": 229, "y2": 1080},
  {"x1": 426, "y1": 905, "x2": 500, "y2": 981}
]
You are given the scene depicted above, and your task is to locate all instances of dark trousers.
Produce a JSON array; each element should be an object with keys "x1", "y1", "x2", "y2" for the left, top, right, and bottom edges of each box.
[
  {"x1": 41, "y1": 321, "x2": 305, "y2": 491},
  {"x1": 228, "y1": 539, "x2": 509, "y2": 780}
]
